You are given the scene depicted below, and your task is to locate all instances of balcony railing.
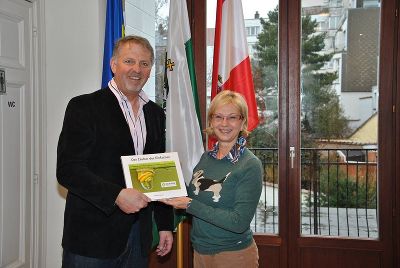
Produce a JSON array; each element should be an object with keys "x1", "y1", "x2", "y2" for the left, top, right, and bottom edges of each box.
[{"x1": 250, "y1": 148, "x2": 378, "y2": 238}]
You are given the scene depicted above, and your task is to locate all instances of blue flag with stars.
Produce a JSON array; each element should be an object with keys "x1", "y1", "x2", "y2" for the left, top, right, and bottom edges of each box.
[{"x1": 101, "y1": 0, "x2": 124, "y2": 88}]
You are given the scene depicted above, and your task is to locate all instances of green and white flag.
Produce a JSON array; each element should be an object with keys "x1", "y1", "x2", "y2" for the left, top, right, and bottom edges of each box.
[{"x1": 166, "y1": 0, "x2": 204, "y2": 185}]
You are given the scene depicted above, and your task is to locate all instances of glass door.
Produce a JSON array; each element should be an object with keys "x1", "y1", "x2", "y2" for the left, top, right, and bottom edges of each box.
[
  {"x1": 286, "y1": 0, "x2": 395, "y2": 267},
  {"x1": 299, "y1": 0, "x2": 380, "y2": 239},
  {"x1": 198, "y1": 0, "x2": 397, "y2": 267}
]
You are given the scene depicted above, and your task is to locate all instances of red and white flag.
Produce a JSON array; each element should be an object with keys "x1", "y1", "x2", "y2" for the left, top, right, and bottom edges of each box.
[{"x1": 211, "y1": 0, "x2": 259, "y2": 147}]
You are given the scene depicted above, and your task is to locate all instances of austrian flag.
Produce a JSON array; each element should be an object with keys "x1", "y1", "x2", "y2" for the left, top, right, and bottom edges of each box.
[{"x1": 211, "y1": 0, "x2": 259, "y2": 131}]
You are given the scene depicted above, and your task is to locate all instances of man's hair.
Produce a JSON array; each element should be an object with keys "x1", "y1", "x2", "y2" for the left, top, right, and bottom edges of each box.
[{"x1": 112, "y1": 35, "x2": 154, "y2": 65}]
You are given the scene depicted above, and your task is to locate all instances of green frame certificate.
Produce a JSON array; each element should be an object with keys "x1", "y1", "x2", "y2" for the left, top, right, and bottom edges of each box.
[{"x1": 121, "y1": 152, "x2": 187, "y2": 200}]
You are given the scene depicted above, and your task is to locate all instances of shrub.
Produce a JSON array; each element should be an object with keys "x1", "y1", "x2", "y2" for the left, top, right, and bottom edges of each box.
[{"x1": 303, "y1": 166, "x2": 377, "y2": 209}]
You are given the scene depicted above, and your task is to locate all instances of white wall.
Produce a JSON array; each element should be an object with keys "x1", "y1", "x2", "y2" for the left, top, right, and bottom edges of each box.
[
  {"x1": 41, "y1": 0, "x2": 156, "y2": 266},
  {"x1": 341, "y1": 91, "x2": 375, "y2": 130},
  {"x1": 125, "y1": 0, "x2": 156, "y2": 99},
  {"x1": 43, "y1": 0, "x2": 105, "y2": 266}
]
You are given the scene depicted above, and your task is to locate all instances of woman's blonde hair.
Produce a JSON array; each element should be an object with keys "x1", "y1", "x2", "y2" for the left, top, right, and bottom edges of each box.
[{"x1": 205, "y1": 90, "x2": 249, "y2": 137}]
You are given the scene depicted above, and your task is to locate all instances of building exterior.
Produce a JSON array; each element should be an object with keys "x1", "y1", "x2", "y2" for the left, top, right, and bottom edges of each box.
[
  {"x1": 205, "y1": 11, "x2": 264, "y2": 102},
  {"x1": 303, "y1": 0, "x2": 380, "y2": 130}
]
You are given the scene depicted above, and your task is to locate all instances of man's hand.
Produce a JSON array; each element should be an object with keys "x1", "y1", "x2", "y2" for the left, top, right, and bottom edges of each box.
[
  {"x1": 156, "y1": 231, "x2": 173, "y2": 256},
  {"x1": 115, "y1": 188, "x2": 151, "y2": 213}
]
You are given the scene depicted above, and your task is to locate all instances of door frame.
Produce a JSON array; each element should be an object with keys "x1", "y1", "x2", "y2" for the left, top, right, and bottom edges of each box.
[
  {"x1": 31, "y1": 0, "x2": 46, "y2": 267},
  {"x1": 286, "y1": 0, "x2": 396, "y2": 267},
  {"x1": 395, "y1": 0, "x2": 400, "y2": 265}
]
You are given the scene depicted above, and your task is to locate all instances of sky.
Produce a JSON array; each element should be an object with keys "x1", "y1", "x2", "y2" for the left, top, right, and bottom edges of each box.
[{"x1": 207, "y1": 0, "x2": 278, "y2": 27}]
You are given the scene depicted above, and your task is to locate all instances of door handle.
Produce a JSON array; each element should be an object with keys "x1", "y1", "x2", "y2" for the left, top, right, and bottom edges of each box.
[
  {"x1": 0, "y1": 68, "x2": 6, "y2": 94},
  {"x1": 289, "y1": 146, "x2": 295, "y2": 169}
]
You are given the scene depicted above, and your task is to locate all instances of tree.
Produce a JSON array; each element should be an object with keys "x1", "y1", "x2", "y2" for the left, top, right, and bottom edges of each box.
[
  {"x1": 155, "y1": 0, "x2": 168, "y2": 32},
  {"x1": 154, "y1": 0, "x2": 169, "y2": 106},
  {"x1": 249, "y1": 6, "x2": 349, "y2": 148},
  {"x1": 300, "y1": 15, "x2": 349, "y2": 141},
  {"x1": 248, "y1": 7, "x2": 279, "y2": 148}
]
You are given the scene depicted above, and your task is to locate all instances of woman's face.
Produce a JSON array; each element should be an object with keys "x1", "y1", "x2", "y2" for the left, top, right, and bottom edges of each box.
[{"x1": 210, "y1": 103, "x2": 244, "y2": 147}]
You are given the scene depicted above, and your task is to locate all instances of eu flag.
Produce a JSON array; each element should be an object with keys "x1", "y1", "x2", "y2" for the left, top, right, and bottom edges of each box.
[{"x1": 101, "y1": 0, "x2": 124, "y2": 88}]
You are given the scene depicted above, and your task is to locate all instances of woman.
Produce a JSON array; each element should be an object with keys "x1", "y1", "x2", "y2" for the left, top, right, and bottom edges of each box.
[{"x1": 162, "y1": 90, "x2": 263, "y2": 267}]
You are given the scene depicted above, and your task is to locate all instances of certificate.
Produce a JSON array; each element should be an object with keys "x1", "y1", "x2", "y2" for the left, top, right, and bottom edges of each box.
[{"x1": 121, "y1": 152, "x2": 187, "y2": 201}]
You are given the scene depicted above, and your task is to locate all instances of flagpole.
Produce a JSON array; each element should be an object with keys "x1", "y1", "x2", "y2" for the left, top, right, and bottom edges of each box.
[{"x1": 177, "y1": 222, "x2": 184, "y2": 268}]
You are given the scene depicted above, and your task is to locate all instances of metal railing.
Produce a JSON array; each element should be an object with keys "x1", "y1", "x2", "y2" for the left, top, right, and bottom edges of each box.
[{"x1": 250, "y1": 148, "x2": 378, "y2": 238}]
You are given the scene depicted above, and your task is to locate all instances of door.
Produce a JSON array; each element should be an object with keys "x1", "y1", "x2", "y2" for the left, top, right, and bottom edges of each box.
[
  {"x1": 0, "y1": 0, "x2": 33, "y2": 267},
  {"x1": 251, "y1": 0, "x2": 396, "y2": 267}
]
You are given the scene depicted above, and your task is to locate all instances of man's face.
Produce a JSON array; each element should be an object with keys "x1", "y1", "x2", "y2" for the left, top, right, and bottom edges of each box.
[{"x1": 110, "y1": 42, "x2": 152, "y2": 96}]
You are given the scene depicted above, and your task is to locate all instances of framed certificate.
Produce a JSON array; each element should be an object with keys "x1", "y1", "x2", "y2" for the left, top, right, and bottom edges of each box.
[{"x1": 121, "y1": 152, "x2": 187, "y2": 201}]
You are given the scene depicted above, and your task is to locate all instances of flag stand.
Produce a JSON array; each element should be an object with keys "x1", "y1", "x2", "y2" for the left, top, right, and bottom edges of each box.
[{"x1": 177, "y1": 222, "x2": 184, "y2": 268}]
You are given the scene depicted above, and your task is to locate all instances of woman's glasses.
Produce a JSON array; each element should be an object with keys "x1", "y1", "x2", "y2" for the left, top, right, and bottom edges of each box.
[{"x1": 211, "y1": 114, "x2": 243, "y2": 123}]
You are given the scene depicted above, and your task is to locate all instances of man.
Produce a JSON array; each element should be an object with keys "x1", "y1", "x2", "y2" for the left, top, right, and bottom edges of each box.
[{"x1": 57, "y1": 35, "x2": 174, "y2": 267}]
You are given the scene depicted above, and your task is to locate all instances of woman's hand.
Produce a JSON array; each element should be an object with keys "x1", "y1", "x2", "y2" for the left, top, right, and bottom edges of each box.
[{"x1": 160, "y1": 196, "x2": 192, "y2": 209}]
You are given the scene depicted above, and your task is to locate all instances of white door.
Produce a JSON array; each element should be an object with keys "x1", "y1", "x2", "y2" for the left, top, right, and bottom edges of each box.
[{"x1": 0, "y1": 0, "x2": 33, "y2": 267}]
